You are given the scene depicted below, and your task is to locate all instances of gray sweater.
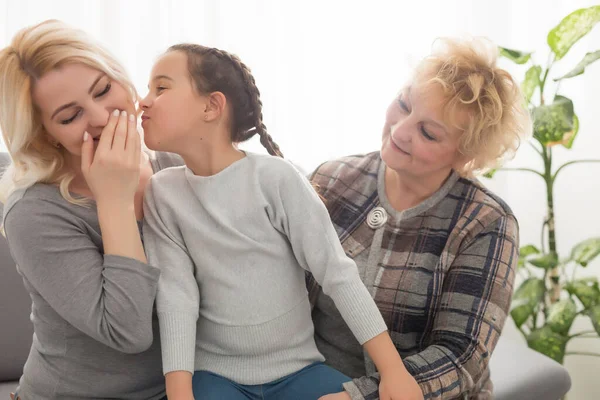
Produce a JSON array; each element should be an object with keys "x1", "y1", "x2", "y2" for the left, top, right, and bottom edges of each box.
[
  {"x1": 2, "y1": 152, "x2": 182, "y2": 400},
  {"x1": 143, "y1": 152, "x2": 387, "y2": 385}
]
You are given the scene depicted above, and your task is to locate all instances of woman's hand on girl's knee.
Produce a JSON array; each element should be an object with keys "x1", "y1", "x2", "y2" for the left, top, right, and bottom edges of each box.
[{"x1": 319, "y1": 391, "x2": 351, "y2": 400}]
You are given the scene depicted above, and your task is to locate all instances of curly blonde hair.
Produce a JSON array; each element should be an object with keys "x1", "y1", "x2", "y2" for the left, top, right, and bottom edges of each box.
[
  {"x1": 412, "y1": 37, "x2": 532, "y2": 176},
  {"x1": 0, "y1": 19, "x2": 137, "y2": 204}
]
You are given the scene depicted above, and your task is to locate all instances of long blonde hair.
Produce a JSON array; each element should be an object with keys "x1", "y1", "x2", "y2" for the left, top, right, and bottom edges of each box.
[
  {"x1": 412, "y1": 37, "x2": 532, "y2": 176},
  {"x1": 0, "y1": 19, "x2": 137, "y2": 204}
]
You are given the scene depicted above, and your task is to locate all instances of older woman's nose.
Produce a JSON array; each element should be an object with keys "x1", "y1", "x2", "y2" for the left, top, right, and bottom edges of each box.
[{"x1": 390, "y1": 119, "x2": 412, "y2": 143}]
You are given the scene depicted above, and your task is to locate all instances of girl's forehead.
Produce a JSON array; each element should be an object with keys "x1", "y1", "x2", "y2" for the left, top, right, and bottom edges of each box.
[{"x1": 152, "y1": 51, "x2": 188, "y2": 74}]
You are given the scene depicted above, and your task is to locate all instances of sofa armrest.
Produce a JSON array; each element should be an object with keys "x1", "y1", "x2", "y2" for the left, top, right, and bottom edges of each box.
[{"x1": 490, "y1": 335, "x2": 571, "y2": 400}]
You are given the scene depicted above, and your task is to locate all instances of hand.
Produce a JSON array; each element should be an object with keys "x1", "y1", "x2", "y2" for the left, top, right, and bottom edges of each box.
[
  {"x1": 318, "y1": 392, "x2": 351, "y2": 400},
  {"x1": 81, "y1": 109, "x2": 141, "y2": 205},
  {"x1": 379, "y1": 367, "x2": 423, "y2": 400}
]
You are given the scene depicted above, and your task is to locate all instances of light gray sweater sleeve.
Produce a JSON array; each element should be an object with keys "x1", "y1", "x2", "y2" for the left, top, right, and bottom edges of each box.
[
  {"x1": 264, "y1": 161, "x2": 388, "y2": 344},
  {"x1": 3, "y1": 197, "x2": 160, "y2": 354},
  {"x1": 143, "y1": 178, "x2": 199, "y2": 375}
]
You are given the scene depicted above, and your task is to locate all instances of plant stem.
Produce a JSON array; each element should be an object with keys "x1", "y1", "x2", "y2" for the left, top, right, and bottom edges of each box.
[
  {"x1": 540, "y1": 54, "x2": 554, "y2": 105},
  {"x1": 565, "y1": 352, "x2": 600, "y2": 357},
  {"x1": 542, "y1": 269, "x2": 549, "y2": 318},
  {"x1": 569, "y1": 330, "x2": 598, "y2": 339},
  {"x1": 529, "y1": 141, "x2": 543, "y2": 156},
  {"x1": 541, "y1": 144, "x2": 560, "y2": 303},
  {"x1": 488, "y1": 167, "x2": 545, "y2": 178},
  {"x1": 553, "y1": 160, "x2": 600, "y2": 182},
  {"x1": 541, "y1": 221, "x2": 548, "y2": 254},
  {"x1": 505, "y1": 167, "x2": 545, "y2": 177}
]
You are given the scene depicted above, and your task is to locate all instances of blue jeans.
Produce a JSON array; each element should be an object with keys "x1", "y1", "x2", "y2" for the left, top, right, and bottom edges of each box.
[{"x1": 192, "y1": 362, "x2": 350, "y2": 400}]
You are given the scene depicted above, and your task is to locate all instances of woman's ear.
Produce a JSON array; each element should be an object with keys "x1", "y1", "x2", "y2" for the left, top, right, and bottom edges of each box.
[{"x1": 204, "y1": 91, "x2": 227, "y2": 122}]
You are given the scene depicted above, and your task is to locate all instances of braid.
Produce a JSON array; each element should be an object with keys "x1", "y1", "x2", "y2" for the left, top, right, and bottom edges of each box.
[
  {"x1": 258, "y1": 130, "x2": 283, "y2": 158},
  {"x1": 209, "y1": 48, "x2": 284, "y2": 158},
  {"x1": 168, "y1": 44, "x2": 284, "y2": 158}
]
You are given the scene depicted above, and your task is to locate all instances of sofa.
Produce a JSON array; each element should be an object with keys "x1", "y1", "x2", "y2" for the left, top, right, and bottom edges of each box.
[{"x1": 0, "y1": 153, "x2": 572, "y2": 400}]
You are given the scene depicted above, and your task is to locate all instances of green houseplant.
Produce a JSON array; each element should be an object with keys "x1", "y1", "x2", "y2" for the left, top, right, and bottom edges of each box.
[{"x1": 488, "y1": 5, "x2": 600, "y2": 364}]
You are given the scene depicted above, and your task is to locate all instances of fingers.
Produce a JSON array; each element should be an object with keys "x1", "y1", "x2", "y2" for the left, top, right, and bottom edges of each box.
[
  {"x1": 80, "y1": 131, "x2": 94, "y2": 177},
  {"x1": 126, "y1": 114, "x2": 141, "y2": 166},
  {"x1": 111, "y1": 110, "x2": 129, "y2": 151},
  {"x1": 97, "y1": 109, "x2": 121, "y2": 153}
]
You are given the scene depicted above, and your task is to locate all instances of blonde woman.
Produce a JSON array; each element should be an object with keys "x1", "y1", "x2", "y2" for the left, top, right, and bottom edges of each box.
[
  {"x1": 0, "y1": 20, "x2": 181, "y2": 400},
  {"x1": 309, "y1": 38, "x2": 532, "y2": 400}
]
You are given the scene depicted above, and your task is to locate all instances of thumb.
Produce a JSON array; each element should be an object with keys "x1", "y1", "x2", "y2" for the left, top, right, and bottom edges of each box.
[{"x1": 81, "y1": 131, "x2": 93, "y2": 177}]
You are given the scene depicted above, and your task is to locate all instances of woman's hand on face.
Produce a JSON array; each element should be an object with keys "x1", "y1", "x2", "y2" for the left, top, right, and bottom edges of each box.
[
  {"x1": 81, "y1": 109, "x2": 141, "y2": 205},
  {"x1": 319, "y1": 392, "x2": 351, "y2": 400}
]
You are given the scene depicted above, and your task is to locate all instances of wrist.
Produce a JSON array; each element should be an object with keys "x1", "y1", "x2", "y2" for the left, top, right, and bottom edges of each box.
[
  {"x1": 166, "y1": 370, "x2": 194, "y2": 398},
  {"x1": 379, "y1": 359, "x2": 408, "y2": 377},
  {"x1": 96, "y1": 198, "x2": 136, "y2": 217}
]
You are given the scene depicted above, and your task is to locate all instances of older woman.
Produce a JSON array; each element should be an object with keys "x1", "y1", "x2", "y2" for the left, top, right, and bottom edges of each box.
[{"x1": 310, "y1": 38, "x2": 531, "y2": 400}]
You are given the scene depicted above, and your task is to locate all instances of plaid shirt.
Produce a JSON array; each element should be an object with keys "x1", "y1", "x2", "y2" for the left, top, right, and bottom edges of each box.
[{"x1": 307, "y1": 152, "x2": 518, "y2": 400}]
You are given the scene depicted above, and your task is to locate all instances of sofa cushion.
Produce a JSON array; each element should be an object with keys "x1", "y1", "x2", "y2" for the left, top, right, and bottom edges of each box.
[{"x1": 0, "y1": 152, "x2": 33, "y2": 382}]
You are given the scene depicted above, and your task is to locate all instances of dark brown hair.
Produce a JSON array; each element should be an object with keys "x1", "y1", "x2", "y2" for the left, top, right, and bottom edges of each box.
[{"x1": 167, "y1": 44, "x2": 282, "y2": 157}]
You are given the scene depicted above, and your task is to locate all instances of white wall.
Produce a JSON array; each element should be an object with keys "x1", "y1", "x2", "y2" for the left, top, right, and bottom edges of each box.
[{"x1": 1, "y1": 0, "x2": 599, "y2": 397}]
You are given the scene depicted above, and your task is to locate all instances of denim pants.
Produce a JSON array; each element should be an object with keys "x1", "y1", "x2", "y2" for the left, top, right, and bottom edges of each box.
[{"x1": 192, "y1": 362, "x2": 350, "y2": 400}]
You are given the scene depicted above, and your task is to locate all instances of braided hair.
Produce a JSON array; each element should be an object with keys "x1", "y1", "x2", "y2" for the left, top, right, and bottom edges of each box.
[{"x1": 168, "y1": 44, "x2": 283, "y2": 157}]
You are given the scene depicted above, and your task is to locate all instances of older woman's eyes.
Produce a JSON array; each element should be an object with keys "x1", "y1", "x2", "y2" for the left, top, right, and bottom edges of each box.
[
  {"x1": 421, "y1": 126, "x2": 436, "y2": 142},
  {"x1": 397, "y1": 98, "x2": 409, "y2": 111}
]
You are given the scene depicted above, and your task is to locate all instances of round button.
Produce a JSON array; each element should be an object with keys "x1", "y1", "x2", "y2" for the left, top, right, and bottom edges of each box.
[{"x1": 366, "y1": 206, "x2": 388, "y2": 229}]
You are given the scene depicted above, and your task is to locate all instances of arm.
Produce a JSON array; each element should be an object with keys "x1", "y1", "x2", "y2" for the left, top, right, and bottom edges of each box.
[
  {"x1": 82, "y1": 110, "x2": 146, "y2": 264},
  {"x1": 3, "y1": 197, "x2": 159, "y2": 353},
  {"x1": 97, "y1": 199, "x2": 146, "y2": 262},
  {"x1": 142, "y1": 178, "x2": 199, "y2": 399},
  {"x1": 266, "y1": 164, "x2": 392, "y2": 354},
  {"x1": 344, "y1": 214, "x2": 518, "y2": 400}
]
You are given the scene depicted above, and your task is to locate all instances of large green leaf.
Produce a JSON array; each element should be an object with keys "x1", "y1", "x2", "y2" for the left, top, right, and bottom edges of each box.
[
  {"x1": 520, "y1": 245, "x2": 541, "y2": 258},
  {"x1": 570, "y1": 237, "x2": 600, "y2": 267},
  {"x1": 483, "y1": 168, "x2": 497, "y2": 179},
  {"x1": 562, "y1": 113, "x2": 579, "y2": 149},
  {"x1": 532, "y1": 95, "x2": 574, "y2": 145},
  {"x1": 587, "y1": 304, "x2": 600, "y2": 335},
  {"x1": 555, "y1": 50, "x2": 600, "y2": 80},
  {"x1": 547, "y1": 6, "x2": 600, "y2": 61},
  {"x1": 518, "y1": 244, "x2": 541, "y2": 269},
  {"x1": 546, "y1": 298, "x2": 577, "y2": 335},
  {"x1": 527, "y1": 325, "x2": 569, "y2": 363},
  {"x1": 522, "y1": 66, "x2": 542, "y2": 103},
  {"x1": 511, "y1": 278, "x2": 546, "y2": 327},
  {"x1": 528, "y1": 253, "x2": 559, "y2": 270},
  {"x1": 499, "y1": 47, "x2": 532, "y2": 64},
  {"x1": 566, "y1": 277, "x2": 600, "y2": 309}
]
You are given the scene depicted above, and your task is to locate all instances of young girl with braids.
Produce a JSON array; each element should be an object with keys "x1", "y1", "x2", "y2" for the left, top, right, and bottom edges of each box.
[{"x1": 140, "y1": 44, "x2": 423, "y2": 400}]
